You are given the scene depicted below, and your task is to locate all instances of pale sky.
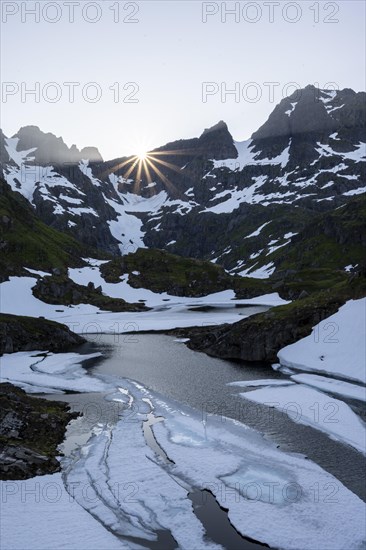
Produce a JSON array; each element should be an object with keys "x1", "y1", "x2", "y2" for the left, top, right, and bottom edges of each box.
[{"x1": 1, "y1": 0, "x2": 365, "y2": 159}]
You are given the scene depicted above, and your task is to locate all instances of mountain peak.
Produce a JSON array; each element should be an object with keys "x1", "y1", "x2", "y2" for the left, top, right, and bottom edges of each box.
[
  {"x1": 199, "y1": 120, "x2": 237, "y2": 160},
  {"x1": 201, "y1": 120, "x2": 228, "y2": 136},
  {"x1": 12, "y1": 125, "x2": 103, "y2": 165},
  {"x1": 80, "y1": 146, "x2": 103, "y2": 163},
  {"x1": 251, "y1": 86, "x2": 365, "y2": 141}
]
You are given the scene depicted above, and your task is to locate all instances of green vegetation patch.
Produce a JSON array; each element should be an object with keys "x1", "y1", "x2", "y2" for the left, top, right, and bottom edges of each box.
[
  {"x1": 100, "y1": 248, "x2": 269, "y2": 298},
  {"x1": 32, "y1": 272, "x2": 147, "y2": 312},
  {"x1": 0, "y1": 178, "x2": 108, "y2": 279}
]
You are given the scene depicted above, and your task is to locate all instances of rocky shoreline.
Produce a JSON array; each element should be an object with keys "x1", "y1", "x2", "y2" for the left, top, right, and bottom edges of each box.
[
  {"x1": 0, "y1": 383, "x2": 78, "y2": 480},
  {"x1": 171, "y1": 277, "x2": 366, "y2": 363},
  {"x1": 0, "y1": 313, "x2": 85, "y2": 354}
]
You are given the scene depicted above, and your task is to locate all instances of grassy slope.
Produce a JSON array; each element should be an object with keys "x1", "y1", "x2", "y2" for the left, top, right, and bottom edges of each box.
[
  {"x1": 274, "y1": 195, "x2": 366, "y2": 272},
  {"x1": 223, "y1": 204, "x2": 312, "y2": 272},
  {"x1": 0, "y1": 178, "x2": 107, "y2": 278},
  {"x1": 269, "y1": 195, "x2": 366, "y2": 297},
  {"x1": 100, "y1": 248, "x2": 269, "y2": 297},
  {"x1": 32, "y1": 273, "x2": 147, "y2": 311}
]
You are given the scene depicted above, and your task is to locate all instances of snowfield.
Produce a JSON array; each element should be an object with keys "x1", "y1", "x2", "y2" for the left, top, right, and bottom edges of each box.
[
  {"x1": 0, "y1": 259, "x2": 289, "y2": 334},
  {"x1": 0, "y1": 473, "x2": 131, "y2": 550},
  {"x1": 278, "y1": 298, "x2": 366, "y2": 384}
]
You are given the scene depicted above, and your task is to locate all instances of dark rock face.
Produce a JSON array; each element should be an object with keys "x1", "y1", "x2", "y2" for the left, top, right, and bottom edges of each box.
[
  {"x1": 79, "y1": 146, "x2": 103, "y2": 163},
  {"x1": 251, "y1": 86, "x2": 365, "y2": 143},
  {"x1": 185, "y1": 297, "x2": 344, "y2": 363},
  {"x1": 0, "y1": 314, "x2": 85, "y2": 354},
  {"x1": 0, "y1": 383, "x2": 78, "y2": 479},
  {"x1": 199, "y1": 120, "x2": 238, "y2": 160},
  {"x1": 252, "y1": 86, "x2": 337, "y2": 141}
]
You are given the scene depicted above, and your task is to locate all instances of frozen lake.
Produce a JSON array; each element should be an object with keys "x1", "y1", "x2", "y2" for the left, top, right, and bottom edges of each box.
[
  {"x1": 2, "y1": 328, "x2": 365, "y2": 549},
  {"x1": 71, "y1": 333, "x2": 365, "y2": 502}
]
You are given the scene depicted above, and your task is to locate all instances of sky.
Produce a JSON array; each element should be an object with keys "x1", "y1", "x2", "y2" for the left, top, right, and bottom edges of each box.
[{"x1": 1, "y1": 0, "x2": 365, "y2": 159}]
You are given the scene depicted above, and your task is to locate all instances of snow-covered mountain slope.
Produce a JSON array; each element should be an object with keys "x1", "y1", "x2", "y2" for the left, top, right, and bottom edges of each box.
[{"x1": 1, "y1": 86, "x2": 365, "y2": 275}]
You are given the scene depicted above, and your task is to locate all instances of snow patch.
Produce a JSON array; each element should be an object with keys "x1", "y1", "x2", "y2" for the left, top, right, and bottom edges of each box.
[{"x1": 278, "y1": 298, "x2": 366, "y2": 384}]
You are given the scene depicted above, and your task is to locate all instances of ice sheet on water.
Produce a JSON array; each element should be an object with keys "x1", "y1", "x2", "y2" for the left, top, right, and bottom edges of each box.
[
  {"x1": 63, "y1": 379, "x2": 366, "y2": 550},
  {"x1": 0, "y1": 274, "x2": 288, "y2": 334},
  {"x1": 64, "y1": 381, "x2": 221, "y2": 549},
  {"x1": 1, "y1": 351, "x2": 110, "y2": 393},
  {"x1": 291, "y1": 373, "x2": 366, "y2": 402},
  {"x1": 240, "y1": 384, "x2": 366, "y2": 454},
  {"x1": 228, "y1": 379, "x2": 294, "y2": 388},
  {"x1": 151, "y1": 388, "x2": 366, "y2": 550}
]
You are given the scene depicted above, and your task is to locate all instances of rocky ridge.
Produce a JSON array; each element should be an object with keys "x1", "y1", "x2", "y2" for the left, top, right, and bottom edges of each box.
[{"x1": 1, "y1": 86, "x2": 365, "y2": 275}]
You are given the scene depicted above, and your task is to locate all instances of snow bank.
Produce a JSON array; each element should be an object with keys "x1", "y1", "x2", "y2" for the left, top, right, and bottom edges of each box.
[
  {"x1": 278, "y1": 298, "x2": 366, "y2": 383},
  {"x1": 0, "y1": 474, "x2": 128, "y2": 550}
]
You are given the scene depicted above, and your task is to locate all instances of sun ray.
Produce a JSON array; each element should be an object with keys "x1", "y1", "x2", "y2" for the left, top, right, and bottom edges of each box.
[
  {"x1": 142, "y1": 158, "x2": 153, "y2": 185},
  {"x1": 96, "y1": 143, "x2": 197, "y2": 198},
  {"x1": 134, "y1": 157, "x2": 143, "y2": 195},
  {"x1": 145, "y1": 157, "x2": 178, "y2": 195},
  {"x1": 97, "y1": 155, "x2": 137, "y2": 181},
  {"x1": 123, "y1": 156, "x2": 140, "y2": 180},
  {"x1": 149, "y1": 149, "x2": 199, "y2": 157},
  {"x1": 150, "y1": 155, "x2": 187, "y2": 175}
]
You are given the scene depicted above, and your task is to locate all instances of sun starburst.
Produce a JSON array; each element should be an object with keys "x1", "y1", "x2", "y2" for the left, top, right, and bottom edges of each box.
[{"x1": 102, "y1": 145, "x2": 196, "y2": 196}]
